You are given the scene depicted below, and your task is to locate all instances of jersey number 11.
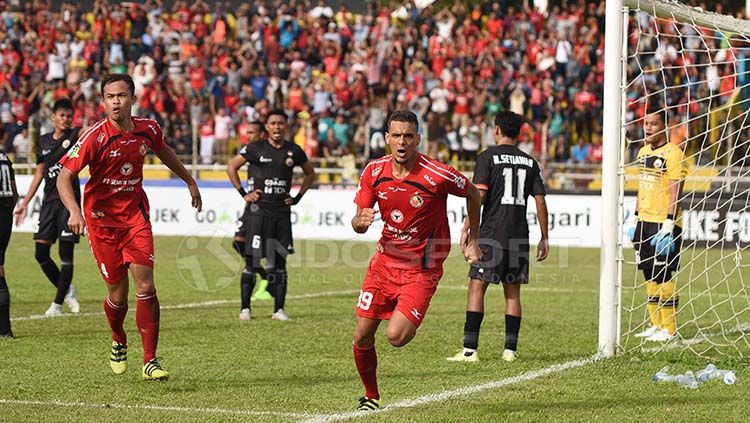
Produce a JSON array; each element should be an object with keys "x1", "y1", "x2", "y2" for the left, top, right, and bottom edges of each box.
[{"x1": 501, "y1": 168, "x2": 526, "y2": 206}]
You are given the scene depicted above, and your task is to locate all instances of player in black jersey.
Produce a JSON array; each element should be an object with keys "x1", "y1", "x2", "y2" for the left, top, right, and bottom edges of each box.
[
  {"x1": 447, "y1": 111, "x2": 550, "y2": 363},
  {"x1": 0, "y1": 150, "x2": 18, "y2": 336},
  {"x1": 226, "y1": 109, "x2": 315, "y2": 321},
  {"x1": 227, "y1": 120, "x2": 272, "y2": 320},
  {"x1": 14, "y1": 99, "x2": 81, "y2": 316}
]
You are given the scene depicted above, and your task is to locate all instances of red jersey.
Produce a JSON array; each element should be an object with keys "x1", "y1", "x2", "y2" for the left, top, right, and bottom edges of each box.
[
  {"x1": 59, "y1": 117, "x2": 167, "y2": 228},
  {"x1": 354, "y1": 154, "x2": 471, "y2": 271}
]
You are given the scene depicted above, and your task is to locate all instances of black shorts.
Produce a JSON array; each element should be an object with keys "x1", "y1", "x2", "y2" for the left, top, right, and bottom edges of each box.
[
  {"x1": 0, "y1": 207, "x2": 12, "y2": 265},
  {"x1": 234, "y1": 203, "x2": 252, "y2": 239},
  {"x1": 633, "y1": 220, "x2": 682, "y2": 272},
  {"x1": 468, "y1": 244, "x2": 529, "y2": 285},
  {"x1": 34, "y1": 200, "x2": 80, "y2": 243},
  {"x1": 244, "y1": 210, "x2": 294, "y2": 259}
]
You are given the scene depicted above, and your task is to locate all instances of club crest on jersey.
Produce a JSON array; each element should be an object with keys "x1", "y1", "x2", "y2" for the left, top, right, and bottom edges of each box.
[
  {"x1": 285, "y1": 150, "x2": 294, "y2": 167},
  {"x1": 410, "y1": 193, "x2": 424, "y2": 208},
  {"x1": 653, "y1": 158, "x2": 663, "y2": 168},
  {"x1": 62, "y1": 139, "x2": 71, "y2": 149},
  {"x1": 120, "y1": 162, "x2": 133, "y2": 176},
  {"x1": 390, "y1": 209, "x2": 404, "y2": 223},
  {"x1": 66, "y1": 141, "x2": 82, "y2": 158},
  {"x1": 139, "y1": 143, "x2": 148, "y2": 156},
  {"x1": 371, "y1": 166, "x2": 383, "y2": 178}
]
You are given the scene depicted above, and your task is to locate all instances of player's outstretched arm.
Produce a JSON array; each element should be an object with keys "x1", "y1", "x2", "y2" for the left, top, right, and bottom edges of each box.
[
  {"x1": 461, "y1": 188, "x2": 486, "y2": 253},
  {"x1": 156, "y1": 146, "x2": 202, "y2": 212},
  {"x1": 57, "y1": 167, "x2": 85, "y2": 236},
  {"x1": 352, "y1": 206, "x2": 378, "y2": 234},
  {"x1": 463, "y1": 183, "x2": 482, "y2": 264},
  {"x1": 14, "y1": 162, "x2": 45, "y2": 226},
  {"x1": 535, "y1": 194, "x2": 550, "y2": 262}
]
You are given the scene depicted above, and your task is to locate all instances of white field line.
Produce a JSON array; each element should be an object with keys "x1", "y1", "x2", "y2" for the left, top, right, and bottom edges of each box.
[
  {"x1": 303, "y1": 355, "x2": 599, "y2": 423},
  {"x1": 7, "y1": 287, "x2": 601, "y2": 421},
  {"x1": 0, "y1": 398, "x2": 321, "y2": 419},
  {"x1": 10, "y1": 289, "x2": 360, "y2": 322}
]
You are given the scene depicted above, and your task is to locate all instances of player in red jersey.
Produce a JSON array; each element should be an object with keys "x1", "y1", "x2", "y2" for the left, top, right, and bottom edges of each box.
[
  {"x1": 56, "y1": 74, "x2": 202, "y2": 381},
  {"x1": 350, "y1": 110, "x2": 482, "y2": 410}
]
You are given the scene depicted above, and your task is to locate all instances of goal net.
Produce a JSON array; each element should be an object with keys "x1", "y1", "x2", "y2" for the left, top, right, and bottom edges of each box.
[{"x1": 618, "y1": 0, "x2": 750, "y2": 359}]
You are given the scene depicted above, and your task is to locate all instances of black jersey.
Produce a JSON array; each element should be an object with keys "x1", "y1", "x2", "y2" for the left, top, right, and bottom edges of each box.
[
  {"x1": 0, "y1": 152, "x2": 15, "y2": 208},
  {"x1": 37, "y1": 128, "x2": 81, "y2": 203},
  {"x1": 239, "y1": 140, "x2": 308, "y2": 217},
  {"x1": 472, "y1": 144, "x2": 546, "y2": 250}
]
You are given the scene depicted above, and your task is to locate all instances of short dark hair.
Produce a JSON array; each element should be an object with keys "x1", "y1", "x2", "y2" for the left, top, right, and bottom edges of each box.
[
  {"x1": 494, "y1": 111, "x2": 524, "y2": 139},
  {"x1": 266, "y1": 109, "x2": 288, "y2": 122},
  {"x1": 100, "y1": 73, "x2": 135, "y2": 96},
  {"x1": 249, "y1": 120, "x2": 266, "y2": 133},
  {"x1": 645, "y1": 106, "x2": 666, "y2": 123},
  {"x1": 386, "y1": 109, "x2": 419, "y2": 132},
  {"x1": 52, "y1": 98, "x2": 73, "y2": 113}
]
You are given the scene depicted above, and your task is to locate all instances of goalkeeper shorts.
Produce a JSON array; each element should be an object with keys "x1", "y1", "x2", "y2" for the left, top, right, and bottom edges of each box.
[{"x1": 633, "y1": 220, "x2": 683, "y2": 272}]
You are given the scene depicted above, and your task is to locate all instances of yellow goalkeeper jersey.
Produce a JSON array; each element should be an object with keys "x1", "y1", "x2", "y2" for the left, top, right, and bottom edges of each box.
[{"x1": 636, "y1": 142, "x2": 687, "y2": 223}]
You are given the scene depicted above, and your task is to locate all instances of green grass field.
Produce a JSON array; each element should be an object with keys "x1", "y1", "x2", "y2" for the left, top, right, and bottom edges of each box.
[{"x1": 1, "y1": 234, "x2": 749, "y2": 422}]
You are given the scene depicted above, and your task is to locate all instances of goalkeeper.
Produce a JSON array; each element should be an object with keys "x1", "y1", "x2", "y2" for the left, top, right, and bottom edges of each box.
[{"x1": 630, "y1": 108, "x2": 686, "y2": 342}]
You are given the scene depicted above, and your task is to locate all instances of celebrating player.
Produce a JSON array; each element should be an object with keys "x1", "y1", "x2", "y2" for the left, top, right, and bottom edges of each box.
[
  {"x1": 14, "y1": 99, "x2": 82, "y2": 316},
  {"x1": 447, "y1": 111, "x2": 549, "y2": 363},
  {"x1": 57, "y1": 74, "x2": 202, "y2": 380},
  {"x1": 0, "y1": 149, "x2": 18, "y2": 337},
  {"x1": 350, "y1": 110, "x2": 482, "y2": 411},
  {"x1": 630, "y1": 107, "x2": 686, "y2": 342},
  {"x1": 226, "y1": 109, "x2": 315, "y2": 321},
  {"x1": 225, "y1": 120, "x2": 273, "y2": 321}
]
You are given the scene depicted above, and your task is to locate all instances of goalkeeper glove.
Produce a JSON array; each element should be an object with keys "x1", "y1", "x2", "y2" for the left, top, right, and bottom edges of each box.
[{"x1": 650, "y1": 217, "x2": 676, "y2": 256}]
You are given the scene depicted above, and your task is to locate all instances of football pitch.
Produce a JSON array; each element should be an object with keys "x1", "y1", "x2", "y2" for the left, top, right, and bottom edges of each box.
[{"x1": 1, "y1": 234, "x2": 748, "y2": 422}]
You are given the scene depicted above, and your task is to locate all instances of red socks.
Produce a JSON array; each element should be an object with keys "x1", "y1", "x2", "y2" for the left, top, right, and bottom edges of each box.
[
  {"x1": 104, "y1": 296, "x2": 128, "y2": 345},
  {"x1": 136, "y1": 292, "x2": 160, "y2": 364},
  {"x1": 353, "y1": 344, "x2": 379, "y2": 400}
]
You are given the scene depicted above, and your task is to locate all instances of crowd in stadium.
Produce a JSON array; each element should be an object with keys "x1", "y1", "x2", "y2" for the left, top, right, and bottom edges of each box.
[{"x1": 0, "y1": 0, "x2": 735, "y2": 168}]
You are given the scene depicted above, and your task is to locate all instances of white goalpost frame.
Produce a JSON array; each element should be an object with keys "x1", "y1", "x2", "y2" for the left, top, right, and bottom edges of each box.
[
  {"x1": 599, "y1": 0, "x2": 626, "y2": 358},
  {"x1": 600, "y1": 0, "x2": 750, "y2": 358}
]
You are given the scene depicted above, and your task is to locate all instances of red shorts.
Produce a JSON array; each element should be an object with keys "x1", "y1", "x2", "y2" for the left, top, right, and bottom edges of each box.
[
  {"x1": 87, "y1": 221, "x2": 154, "y2": 284},
  {"x1": 355, "y1": 255, "x2": 442, "y2": 327}
]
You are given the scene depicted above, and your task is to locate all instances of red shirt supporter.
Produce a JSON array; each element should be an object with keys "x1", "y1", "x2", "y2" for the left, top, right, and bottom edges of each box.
[{"x1": 60, "y1": 117, "x2": 165, "y2": 228}]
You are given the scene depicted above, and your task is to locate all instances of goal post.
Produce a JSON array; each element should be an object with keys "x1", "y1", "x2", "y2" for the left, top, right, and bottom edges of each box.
[
  {"x1": 601, "y1": 0, "x2": 750, "y2": 359},
  {"x1": 599, "y1": 0, "x2": 626, "y2": 358}
]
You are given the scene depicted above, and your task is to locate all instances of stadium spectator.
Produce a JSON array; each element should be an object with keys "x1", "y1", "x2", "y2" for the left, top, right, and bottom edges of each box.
[
  {"x1": 570, "y1": 138, "x2": 591, "y2": 164},
  {"x1": 0, "y1": 0, "x2": 732, "y2": 175}
]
